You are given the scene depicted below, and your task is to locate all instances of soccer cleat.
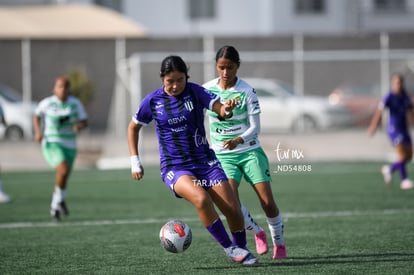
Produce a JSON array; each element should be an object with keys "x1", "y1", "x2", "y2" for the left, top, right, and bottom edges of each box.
[
  {"x1": 241, "y1": 252, "x2": 258, "y2": 265},
  {"x1": 224, "y1": 246, "x2": 249, "y2": 263},
  {"x1": 272, "y1": 245, "x2": 287, "y2": 259},
  {"x1": 58, "y1": 201, "x2": 69, "y2": 216},
  {"x1": 381, "y1": 165, "x2": 392, "y2": 184},
  {"x1": 0, "y1": 192, "x2": 11, "y2": 203},
  {"x1": 50, "y1": 208, "x2": 61, "y2": 222},
  {"x1": 401, "y1": 179, "x2": 414, "y2": 190},
  {"x1": 254, "y1": 230, "x2": 269, "y2": 255}
]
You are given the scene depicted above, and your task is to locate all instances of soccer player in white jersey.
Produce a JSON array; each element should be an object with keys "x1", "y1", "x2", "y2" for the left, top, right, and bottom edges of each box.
[
  {"x1": 203, "y1": 45, "x2": 286, "y2": 259},
  {"x1": 33, "y1": 77, "x2": 88, "y2": 221}
]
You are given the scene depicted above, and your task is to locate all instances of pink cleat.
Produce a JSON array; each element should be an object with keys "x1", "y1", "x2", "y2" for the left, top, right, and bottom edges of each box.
[
  {"x1": 272, "y1": 245, "x2": 287, "y2": 259},
  {"x1": 401, "y1": 179, "x2": 414, "y2": 190},
  {"x1": 381, "y1": 165, "x2": 392, "y2": 184},
  {"x1": 254, "y1": 230, "x2": 269, "y2": 255}
]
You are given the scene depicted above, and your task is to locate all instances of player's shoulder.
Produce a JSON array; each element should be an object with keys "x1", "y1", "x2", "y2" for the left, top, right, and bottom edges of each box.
[
  {"x1": 187, "y1": 82, "x2": 217, "y2": 98},
  {"x1": 187, "y1": 82, "x2": 206, "y2": 92},
  {"x1": 143, "y1": 87, "x2": 164, "y2": 100},
  {"x1": 203, "y1": 78, "x2": 219, "y2": 89},
  {"x1": 235, "y1": 78, "x2": 256, "y2": 95},
  {"x1": 38, "y1": 95, "x2": 56, "y2": 105},
  {"x1": 67, "y1": 95, "x2": 83, "y2": 104},
  {"x1": 382, "y1": 92, "x2": 393, "y2": 102}
]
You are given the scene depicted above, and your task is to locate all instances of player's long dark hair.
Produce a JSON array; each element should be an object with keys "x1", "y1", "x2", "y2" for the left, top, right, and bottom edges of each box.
[
  {"x1": 215, "y1": 45, "x2": 241, "y2": 64},
  {"x1": 160, "y1": 55, "x2": 189, "y2": 80}
]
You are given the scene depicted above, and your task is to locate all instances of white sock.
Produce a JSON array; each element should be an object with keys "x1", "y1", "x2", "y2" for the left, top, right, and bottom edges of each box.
[
  {"x1": 50, "y1": 187, "x2": 66, "y2": 210},
  {"x1": 266, "y1": 214, "x2": 285, "y2": 246},
  {"x1": 241, "y1": 204, "x2": 262, "y2": 235}
]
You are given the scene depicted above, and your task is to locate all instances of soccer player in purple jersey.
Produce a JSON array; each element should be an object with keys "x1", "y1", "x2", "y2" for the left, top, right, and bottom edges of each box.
[
  {"x1": 127, "y1": 55, "x2": 257, "y2": 265},
  {"x1": 368, "y1": 73, "x2": 414, "y2": 190}
]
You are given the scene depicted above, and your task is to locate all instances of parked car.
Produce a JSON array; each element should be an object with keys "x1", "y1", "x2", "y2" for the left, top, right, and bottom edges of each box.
[
  {"x1": 0, "y1": 104, "x2": 6, "y2": 138},
  {"x1": 244, "y1": 78, "x2": 353, "y2": 132},
  {"x1": 0, "y1": 84, "x2": 36, "y2": 141},
  {"x1": 328, "y1": 82, "x2": 381, "y2": 127}
]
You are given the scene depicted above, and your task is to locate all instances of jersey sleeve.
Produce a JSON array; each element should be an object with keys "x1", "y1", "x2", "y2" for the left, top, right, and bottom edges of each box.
[
  {"x1": 247, "y1": 88, "x2": 261, "y2": 115},
  {"x1": 192, "y1": 83, "x2": 219, "y2": 111},
  {"x1": 132, "y1": 94, "x2": 153, "y2": 125},
  {"x1": 378, "y1": 93, "x2": 390, "y2": 110},
  {"x1": 75, "y1": 99, "x2": 88, "y2": 121},
  {"x1": 34, "y1": 98, "x2": 48, "y2": 116}
]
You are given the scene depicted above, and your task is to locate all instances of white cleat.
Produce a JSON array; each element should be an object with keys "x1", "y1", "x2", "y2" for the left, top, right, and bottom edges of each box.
[
  {"x1": 224, "y1": 246, "x2": 249, "y2": 263},
  {"x1": 401, "y1": 179, "x2": 414, "y2": 190},
  {"x1": 0, "y1": 192, "x2": 11, "y2": 203},
  {"x1": 381, "y1": 165, "x2": 392, "y2": 184}
]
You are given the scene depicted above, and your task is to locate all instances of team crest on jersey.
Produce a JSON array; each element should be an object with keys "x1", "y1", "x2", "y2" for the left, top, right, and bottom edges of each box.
[
  {"x1": 184, "y1": 100, "x2": 194, "y2": 112},
  {"x1": 235, "y1": 96, "x2": 242, "y2": 107}
]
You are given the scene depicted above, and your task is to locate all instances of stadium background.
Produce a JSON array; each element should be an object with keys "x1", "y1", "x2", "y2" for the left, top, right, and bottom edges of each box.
[
  {"x1": 1, "y1": 2, "x2": 414, "y2": 274},
  {"x1": 0, "y1": 2, "x2": 414, "y2": 170}
]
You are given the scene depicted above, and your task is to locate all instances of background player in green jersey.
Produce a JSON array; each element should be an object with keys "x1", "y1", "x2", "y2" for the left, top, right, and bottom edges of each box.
[
  {"x1": 203, "y1": 45, "x2": 286, "y2": 259},
  {"x1": 33, "y1": 76, "x2": 88, "y2": 221}
]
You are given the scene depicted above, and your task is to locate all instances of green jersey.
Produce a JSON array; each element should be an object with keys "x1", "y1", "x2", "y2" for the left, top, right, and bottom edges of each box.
[
  {"x1": 203, "y1": 77, "x2": 261, "y2": 154},
  {"x1": 35, "y1": 95, "x2": 87, "y2": 149}
]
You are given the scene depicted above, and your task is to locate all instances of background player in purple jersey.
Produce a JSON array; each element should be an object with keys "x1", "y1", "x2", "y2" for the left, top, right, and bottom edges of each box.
[
  {"x1": 127, "y1": 55, "x2": 257, "y2": 265},
  {"x1": 368, "y1": 73, "x2": 414, "y2": 190}
]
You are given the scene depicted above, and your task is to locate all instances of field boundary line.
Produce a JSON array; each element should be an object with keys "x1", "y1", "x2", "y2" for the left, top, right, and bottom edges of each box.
[{"x1": 0, "y1": 208, "x2": 413, "y2": 229}]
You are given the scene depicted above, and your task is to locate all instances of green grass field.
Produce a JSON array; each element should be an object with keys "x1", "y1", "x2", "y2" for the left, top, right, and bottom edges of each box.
[{"x1": 1, "y1": 162, "x2": 413, "y2": 274}]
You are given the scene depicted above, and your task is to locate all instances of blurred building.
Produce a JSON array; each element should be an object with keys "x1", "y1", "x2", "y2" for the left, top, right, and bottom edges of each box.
[
  {"x1": 1, "y1": 0, "x2": 414, "y2": 133},
  {"x1": 1, "y1": 0, "x2": 414, "y2": 36}
]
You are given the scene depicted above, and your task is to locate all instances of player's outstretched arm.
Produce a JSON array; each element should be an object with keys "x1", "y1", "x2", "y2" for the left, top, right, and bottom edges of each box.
[
  {"x1": 33, "y1": 114, "x2": 43, "y2": 144},
  {"x1": 212, "y1": 98, "x2": 237, "y2": 119},
  {"x1": 368, "y1": 108, "x2": 383, "y2": 137}
]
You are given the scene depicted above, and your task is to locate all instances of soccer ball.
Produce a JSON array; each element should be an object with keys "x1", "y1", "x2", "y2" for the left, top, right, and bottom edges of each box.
[{"x1": 159, "y1": 220, "x2": 192, "y2": 253}]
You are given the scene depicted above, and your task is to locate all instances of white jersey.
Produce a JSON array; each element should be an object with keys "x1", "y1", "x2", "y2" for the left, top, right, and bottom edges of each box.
[
  {"x1": 203, "y1": 77, "x2": 261, "y2": 154},
  {"x1": 35, "y1": 95, "x2": 88, "y2": 149}
]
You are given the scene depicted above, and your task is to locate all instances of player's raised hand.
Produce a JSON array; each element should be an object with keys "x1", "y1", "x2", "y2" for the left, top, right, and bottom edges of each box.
[{"x1": 224, "y1": 98, "x2": 237, "y2": 112}]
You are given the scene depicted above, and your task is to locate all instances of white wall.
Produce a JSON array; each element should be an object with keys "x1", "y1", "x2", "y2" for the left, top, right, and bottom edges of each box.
[
  {"x1": 2, "y1": 0, "x2": 414, "y2": 36},
  {"x1": 122, "y1": 0, "x2": 372, "y2": 36},
  {"x1": 124, "y1": 0, "x2": 273, "y2": 37}
]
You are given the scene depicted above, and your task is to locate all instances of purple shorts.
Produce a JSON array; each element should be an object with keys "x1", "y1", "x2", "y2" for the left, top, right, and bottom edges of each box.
[
  {"x1": 388, "y1": 131, "x2": 412, "y2": 146},
  {"x1": 161, "y1": 159, "x2": 228, "y2": 197}
]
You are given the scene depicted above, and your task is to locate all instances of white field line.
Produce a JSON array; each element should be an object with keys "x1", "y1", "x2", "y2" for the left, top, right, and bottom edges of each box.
[{"x1": 0, "y1": 208, "x2": 412, "y2": 229}]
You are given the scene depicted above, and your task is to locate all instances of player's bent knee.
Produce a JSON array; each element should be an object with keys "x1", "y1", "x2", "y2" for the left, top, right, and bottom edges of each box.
[{"x1": 189, "y1": 193, "x2": 212, "y2": 210}]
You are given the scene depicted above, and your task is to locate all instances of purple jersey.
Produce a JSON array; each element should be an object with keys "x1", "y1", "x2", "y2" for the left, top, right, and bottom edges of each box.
[
  {"x1": 132, "y1": 82, "x2": 219, "y2": 168},
  {"x1": 381, "y1": 91, "x2": 412, "y2": 134}
]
